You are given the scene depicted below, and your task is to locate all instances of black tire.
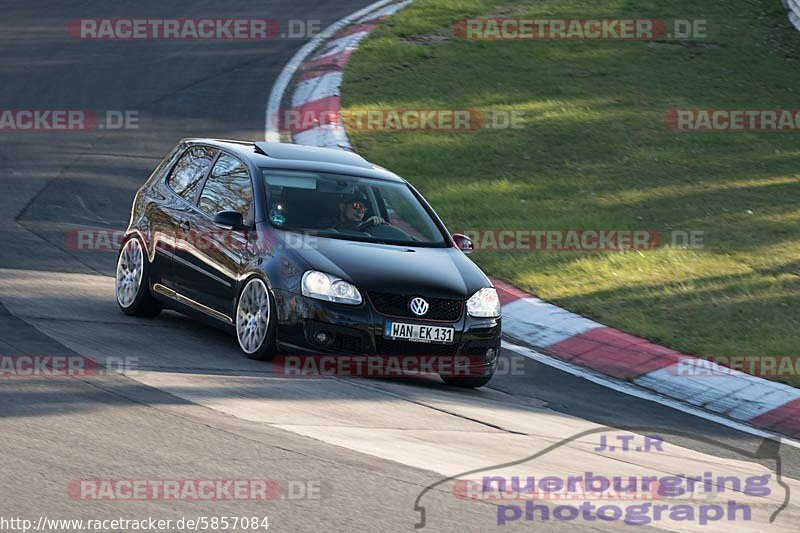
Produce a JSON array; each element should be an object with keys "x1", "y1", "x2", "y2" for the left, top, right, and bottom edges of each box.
[
  {"x1": 236, "y1": 277, "x2": 277, "y2": 361},
  {"x1": 440, "y1": 374, "x2": 494, "y2": 388},
  {"x1": 115, "y1": 235, "x2": 162, "y2": 318}
]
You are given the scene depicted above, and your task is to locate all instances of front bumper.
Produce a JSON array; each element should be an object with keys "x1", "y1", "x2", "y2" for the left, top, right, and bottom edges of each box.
[{"x1": 272, "y1": 289, "x2": 501, "y2": 375}]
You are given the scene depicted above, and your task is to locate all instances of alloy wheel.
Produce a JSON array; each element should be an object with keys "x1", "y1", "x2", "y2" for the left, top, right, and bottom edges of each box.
[
  {"x1": 236, "y1": 278, "x2": 271, "y2": 354},
  {"x1": 115, "y1": 238, "x2": 144, "y2": 308}
]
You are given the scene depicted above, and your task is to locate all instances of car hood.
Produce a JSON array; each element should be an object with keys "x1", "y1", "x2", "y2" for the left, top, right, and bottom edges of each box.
[{"x1": 293, "y1": 237, "x2": 490, "y2": 300}]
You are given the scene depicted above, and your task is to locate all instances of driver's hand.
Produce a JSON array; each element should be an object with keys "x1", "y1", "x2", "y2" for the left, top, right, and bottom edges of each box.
[{"x1": 363, "y1": 216, "x2": 386, "y2": 227}]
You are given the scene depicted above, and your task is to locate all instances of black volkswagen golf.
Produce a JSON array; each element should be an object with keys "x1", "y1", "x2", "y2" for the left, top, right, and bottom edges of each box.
[{"x1": 116, "y1": 139, "x2": 501, "y2": 387}]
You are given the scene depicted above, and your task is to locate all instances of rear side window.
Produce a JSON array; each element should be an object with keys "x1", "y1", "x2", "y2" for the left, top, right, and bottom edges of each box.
[
  {"x1": 198, "y1": 154, "x2": 253, "y2": 218},
  {"x1": 168, "y1": 146, "x2": 217, "y2": 201}
]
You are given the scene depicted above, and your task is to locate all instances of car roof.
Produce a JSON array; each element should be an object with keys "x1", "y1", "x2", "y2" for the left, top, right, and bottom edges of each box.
[{"x1": 181, "y1": 138, "x2": 405, "y2": 183}]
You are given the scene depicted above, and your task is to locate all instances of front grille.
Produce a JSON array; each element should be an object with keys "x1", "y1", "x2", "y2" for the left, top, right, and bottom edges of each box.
[
  {"x1": 375, "y1": 338, "x2": 460, "y2": 356},
  {"x1": 368, "y1": 292, "x2": 463, "y2": 321}
]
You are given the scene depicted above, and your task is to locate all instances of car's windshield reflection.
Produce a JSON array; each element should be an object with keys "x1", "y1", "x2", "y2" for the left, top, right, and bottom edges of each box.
[{"x1": 262, "y1": 170, "x2": 448, "y2": 247}]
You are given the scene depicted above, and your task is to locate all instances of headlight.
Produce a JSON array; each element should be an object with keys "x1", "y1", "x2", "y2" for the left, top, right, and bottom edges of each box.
[
  {"x1": 467, "y1": 287, "x2": 501, "y2": 318},
  {"x1": 302, "y1": 270, "x2": 362, "y2": 305}
]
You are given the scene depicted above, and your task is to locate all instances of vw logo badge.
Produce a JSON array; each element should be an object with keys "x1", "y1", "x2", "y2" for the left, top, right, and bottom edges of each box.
[{"x1": 409, "y1": 297, "x2": 429, "y2": 317}]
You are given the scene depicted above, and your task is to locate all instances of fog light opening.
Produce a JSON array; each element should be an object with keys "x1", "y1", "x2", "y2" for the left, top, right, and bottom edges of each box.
[{"x1": 314, "y1": 331, "x2": 333, "y2": 346}]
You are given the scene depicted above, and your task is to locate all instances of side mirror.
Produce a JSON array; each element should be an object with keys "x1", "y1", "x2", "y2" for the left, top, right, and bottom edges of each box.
[
  {"x1": 213, "y1": 210, "x2": 245, "y2": 229},
  {"x1": 452, "y1": 233, "x2": 474, "y2": 254}
]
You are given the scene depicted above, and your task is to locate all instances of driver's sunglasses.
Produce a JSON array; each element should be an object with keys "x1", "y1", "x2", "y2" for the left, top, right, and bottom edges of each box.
[{"x1": 351, "y1": 201, "x2": 368, "y2": 212}]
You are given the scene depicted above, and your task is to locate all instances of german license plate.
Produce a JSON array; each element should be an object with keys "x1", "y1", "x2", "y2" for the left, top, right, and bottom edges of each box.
[{"x1": 384, "y1": 322, "x2": 455, "y2": 344}]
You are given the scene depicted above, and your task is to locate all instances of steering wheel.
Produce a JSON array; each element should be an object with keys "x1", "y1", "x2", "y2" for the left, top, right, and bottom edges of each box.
[{"x1": 357, "y1": 218, "x2": 376, "y2": 231}]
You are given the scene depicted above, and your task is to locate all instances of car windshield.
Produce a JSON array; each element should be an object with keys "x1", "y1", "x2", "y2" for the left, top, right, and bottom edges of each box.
[{"x1": 261, "y1": 170, "x2": 448, "y2": 246}]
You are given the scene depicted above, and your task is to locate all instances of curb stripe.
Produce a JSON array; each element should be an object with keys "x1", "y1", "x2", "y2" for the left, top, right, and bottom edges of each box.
[
  {"x1": 491, "y1": 278, "x2": 529, "y2": 305},
  {"x1": 634, "y1": 366, "x2": 800, "y2": 419},
  {"x1": 331, "y1": 23, "x2": 377, "y2": 41},
  {"x1": 502, "y1": 298, "x2": 602, "y2": 347},
  {"x1": 751, "y1": 398, "x2": 800, "y2": 437},
  {"x1": 292, "y1": 72, "x2": 343, "y2": 108},
  {"x1": 548, "y1": 328, "x2": 685, "y2": 380},
  {"x1": 727, "y1": 389, "x2": 800, "y2": 422},
  {"x1": 506, "y1": 340, "x2": 800, "y2": 448},
  {"x1": 316, "y1": 31, "x2": 373, "y2": 60},
  {"x1": 296, "y1": 51, "x2": 353, "y2": 82},
  {"x1": 292, "y1": 126, "x2": 350, "y2": 150},
  {"x1": 286, "y1": 96, "x2": 341, "y2": 134}
]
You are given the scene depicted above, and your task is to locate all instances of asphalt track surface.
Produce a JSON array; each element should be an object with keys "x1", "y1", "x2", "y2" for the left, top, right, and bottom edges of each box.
[{"x1": 1, "y1": 2, "x2": 799, "y2": 532}]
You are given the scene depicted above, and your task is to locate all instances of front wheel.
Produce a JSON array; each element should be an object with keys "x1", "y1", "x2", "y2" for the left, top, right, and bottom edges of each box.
[
  {"x1": 236, "y1": 277, "x2": 277, "y2": 361},
  {"x1": 440, "y1": 374, "x2": 494, "y2": 388},
  {"x1": 115, "y1": 236, "x2": 162, "y2": 317}
]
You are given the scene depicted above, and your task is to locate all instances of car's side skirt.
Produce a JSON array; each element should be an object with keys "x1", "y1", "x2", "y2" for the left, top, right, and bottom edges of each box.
[
  {"x1": 157, "y1": 247, "x2": 233, "y2": 288},
  {"x1": 152, "y1": 283, "x2": 233, "y2": 325}
]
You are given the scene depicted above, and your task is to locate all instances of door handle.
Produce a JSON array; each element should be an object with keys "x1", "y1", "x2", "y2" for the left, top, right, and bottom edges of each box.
[{"x1": 180, "y1": 220, "x2": 191, "y2": 232}]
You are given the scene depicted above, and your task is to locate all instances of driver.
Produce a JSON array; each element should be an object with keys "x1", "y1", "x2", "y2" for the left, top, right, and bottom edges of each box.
[{"x1": 334, "y1": 192, "x2": 386, "y2": 231}]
